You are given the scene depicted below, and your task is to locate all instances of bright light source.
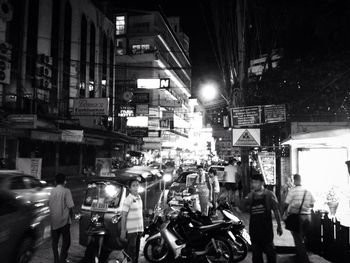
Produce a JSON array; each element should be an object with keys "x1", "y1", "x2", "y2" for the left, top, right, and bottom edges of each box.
[
  {"x1": 163, "y1": 173, "x2": 172, "y2": 182},
  {"x1": 201, "y1": 83, "x2": 218, "y2": 100},
  {"x1": 138, "y1": 186, "x2": 145, "y2": 193},
  {"x1": 105, "y1": 185, "x2": 118, "y2": 197}
]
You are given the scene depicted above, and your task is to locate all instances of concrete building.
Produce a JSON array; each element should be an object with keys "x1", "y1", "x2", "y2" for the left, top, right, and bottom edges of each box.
[
  {"x1": 0, "y1": 0, "x2": 138, "y2": 178},
  {"x1": 111, "y1": 9, "x2": 192, "y2": 163}
]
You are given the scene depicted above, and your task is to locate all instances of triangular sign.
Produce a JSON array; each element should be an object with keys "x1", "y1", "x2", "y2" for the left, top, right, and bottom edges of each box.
[{"x1": 234, "y1": 129, "x2": 260, "y2": 146}]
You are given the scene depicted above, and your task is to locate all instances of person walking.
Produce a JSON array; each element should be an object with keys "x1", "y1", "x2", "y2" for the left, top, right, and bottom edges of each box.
[
  {"x1": 120, "y1": 178, "x2": 144, "y2": 263},
  {"x1": 208, "y1": 168, "x2": 220, "y2": 215},
  {"x1": 195, "y1": 165, "x2": 212, "y2": 216},
  {"x1": 224, "y1": 159, "x2": 238, "y2": 206},
  {"x1": 48, "y1": 173, "x2": 75, "y2": 263},
  {"x1": 282, "y1": 174, "x2": 315, "y2": 263},
  {"x1": 241, "y1": 173, "x2": 283, "y2": 263}
]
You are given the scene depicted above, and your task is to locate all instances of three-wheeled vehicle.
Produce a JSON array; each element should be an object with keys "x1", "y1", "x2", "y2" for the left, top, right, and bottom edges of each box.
[{"x1": 76, "y1": 173, "x2": 145, "y2": 263}]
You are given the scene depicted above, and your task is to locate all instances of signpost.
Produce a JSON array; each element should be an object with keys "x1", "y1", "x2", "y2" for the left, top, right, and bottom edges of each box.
[{"x1": 232, "y1": 129, "x2": 260, "y2": 147}]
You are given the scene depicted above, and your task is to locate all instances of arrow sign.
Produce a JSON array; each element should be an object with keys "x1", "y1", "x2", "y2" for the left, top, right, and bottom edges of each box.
[{"x1": 232, "y1": 129, "x2": 260, "y2": 147}]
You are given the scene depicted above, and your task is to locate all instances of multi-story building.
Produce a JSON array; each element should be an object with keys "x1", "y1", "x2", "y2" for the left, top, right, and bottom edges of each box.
[
  {"x1": 112, "y1": 10, "x2": 192, "y2": 163},
  {"x1": 0, "y1": 0, "x2": 138, "y2": 177}
]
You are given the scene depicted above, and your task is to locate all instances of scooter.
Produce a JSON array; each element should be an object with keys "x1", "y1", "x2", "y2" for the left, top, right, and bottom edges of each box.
[{"x1": 144, "y1": 201, "x2": 235, "y2": 263}]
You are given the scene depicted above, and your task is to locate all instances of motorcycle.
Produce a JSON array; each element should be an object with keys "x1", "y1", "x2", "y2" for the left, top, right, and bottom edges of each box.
[{"x1": 144, "y1": 201, "x2": 235, "y2": 263}]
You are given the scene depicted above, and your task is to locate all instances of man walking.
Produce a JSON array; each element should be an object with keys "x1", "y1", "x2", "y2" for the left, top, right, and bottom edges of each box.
[
  {"x1": 282, "y1": 174, "x2": 315, "y2": 263},
  {"x1": 49, "y1": 173, "x2": 75, "y2": 263}
]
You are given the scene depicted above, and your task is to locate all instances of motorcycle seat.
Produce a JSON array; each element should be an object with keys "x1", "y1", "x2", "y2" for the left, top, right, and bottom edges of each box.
[{"x1": 197, "y1": 222, "x2": 224, "y2": 231}]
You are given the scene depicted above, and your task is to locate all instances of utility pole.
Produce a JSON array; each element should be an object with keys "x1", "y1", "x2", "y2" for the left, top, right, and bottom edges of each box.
[{"x1": 236, "y1": 0, "x2": 250, "y2": 196}]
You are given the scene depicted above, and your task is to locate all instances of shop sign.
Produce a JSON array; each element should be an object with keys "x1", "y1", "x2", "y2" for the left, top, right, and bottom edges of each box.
[
  {"x1": 0, "y1": 127, "x2": 26, "y2": 137},
  {"x1": 162, "y1": 111, "x2": 174, "y2": 120},
  {"x1": 31, "y1": 130, "x2": 60, "y2": 142},
  {"x1": 263, "y1": 104, "x2": 286, "y2": 123},
  {"x1": 148, "y1": 131, "x2": 160, "y2": 137},
  {"x1": 126, "y1": 128, "x2": 148, "y2": 138},
  {"x1": 142, "y1": 142, "x2": 162, "y2": 150},
  {"x1": 16, "y1": 158, "x2": 42, "y2": 179},
  {"x1": 118, "y1": 105, "x2": 135, "y2": 117},
  {"x1": 85, "y1": 137, "x2": 105, "y2": 146},
  {"x1": 72, "y1": 98, "x2": 109, "y2": 116},
  {"x1": 143, "y1": 137, "x2": 162, "y2": 143},
  {"x1": 137, "y1": 78, "x2": 170, "y2": 89},
  {"x1": 258, "y1": 152, "x2": 276, "y2": 185},
  {"x1": 148, "y1": 117, "x2": 160, "y2": 129},
  {"x1": 136, "y1": 104, "x2": 149, "y2": 115},
  {"x1": 7, "y1": 114, "x2": 37, "y2": 129},
  {"x1": 133, "y1": 93, "x2": 149, "y2": 103},
  {"x1": 232, "y1": 129, "x2": 260, "y2": 147},
  {"x1": 230, "y1": 106, "x2": 261, "y2": 127},
  {"x1": 61, "y1": 130, "x2": 83, "y2": 143},
  {"x1": 159, "y1": 99, "x2": 182, "y2": 108}
]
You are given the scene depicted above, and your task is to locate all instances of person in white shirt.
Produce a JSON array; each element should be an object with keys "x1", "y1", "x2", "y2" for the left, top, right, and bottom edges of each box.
[
  {"x1": 49, "y1": 173, "x2": 74, "y2": 263},
  {"x1": 224, "y1": 159, "x2": 238, "y2": 205},
  {"x1": 282, "y1": 174, "x2": 315, "y2": 263},
  {"x1": 208, "y1": 168, "x2": 220, "y2": 214}
]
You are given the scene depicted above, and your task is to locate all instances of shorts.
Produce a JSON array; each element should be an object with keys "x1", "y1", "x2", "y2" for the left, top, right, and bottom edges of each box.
[{"x1": 224, "y1": 182, "x2": 236, "y2": 191}]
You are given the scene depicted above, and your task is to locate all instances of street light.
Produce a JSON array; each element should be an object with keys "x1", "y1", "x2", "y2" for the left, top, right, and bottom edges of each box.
[{"x1": 200, "y1": 82, "x2": 230, "y2": 105}]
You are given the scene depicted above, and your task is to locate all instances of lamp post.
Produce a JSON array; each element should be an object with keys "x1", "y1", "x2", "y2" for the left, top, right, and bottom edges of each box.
[{"x1": 200, "y1": 83, "x2": 230, "y2": 106}]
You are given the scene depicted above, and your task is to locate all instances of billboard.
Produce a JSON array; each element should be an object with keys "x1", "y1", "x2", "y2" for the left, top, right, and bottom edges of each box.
[{"x1": 72, "y1": 98, "x2": 109, "y2": 116}]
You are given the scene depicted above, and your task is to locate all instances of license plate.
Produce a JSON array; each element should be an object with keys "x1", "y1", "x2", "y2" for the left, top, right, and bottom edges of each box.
[
  {"x1": 241, "y1": 229, "x2": 251, "y2": 245},
  {"x1": 91, "y1": 199, "x2": 109, "y2": 212}
]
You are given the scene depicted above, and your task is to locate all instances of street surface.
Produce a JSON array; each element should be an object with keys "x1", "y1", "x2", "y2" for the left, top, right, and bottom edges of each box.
[{"x1": 31, "y1": 176, "x2": 330, "y2": 263}]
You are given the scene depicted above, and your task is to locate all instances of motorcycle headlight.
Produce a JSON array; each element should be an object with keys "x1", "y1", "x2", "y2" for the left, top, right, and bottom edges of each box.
[
  {"x1": 91, "y1": 213, "x2": 100, "y2": 223},
  {"x1": 111, "y1": 214, "x2": 121, "y2": 224}
]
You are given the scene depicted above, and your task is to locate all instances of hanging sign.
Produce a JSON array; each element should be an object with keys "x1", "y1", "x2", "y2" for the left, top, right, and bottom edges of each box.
[
  {"x1": 118, "y1": 105, "x2": 135, "y2": 117},
  {"x1": 258, "y1": 152, "x2": 276, "y2": 185},
  {"x1": 136, "y1": 104, "x2": 149, "y2": 115},
  {"x1": 126, "y1": 128, "x2": 148, "y2": 138},
  {"x1": 133, "y1": 93, "x2": 149, "y2": 103},
  {"x1": 232, "y1": 129, "x2": 260, "y2": 147},
  {"x1": 230, "y1": 106, "x2": 261, "y2": 127},
  {"x1": 16, "y1": 158, "x2": 42, "y2": 179},
  {"x1": 263, "y1": 104, "x2": 286, "y2": 123}
]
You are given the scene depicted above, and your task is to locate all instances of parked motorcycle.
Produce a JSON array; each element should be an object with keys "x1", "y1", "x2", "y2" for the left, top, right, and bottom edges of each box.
[{"x1": 144, "y1": 201, "x2": 235, "y2": 263}]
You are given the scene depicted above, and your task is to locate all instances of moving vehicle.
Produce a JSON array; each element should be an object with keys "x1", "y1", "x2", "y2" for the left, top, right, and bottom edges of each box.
[
  {"x1": 0, "y1": 190, "x2": 49, "y2": 263},
  {"x1": 144, "y1": 201, "x2": 235, "y2": 263}
]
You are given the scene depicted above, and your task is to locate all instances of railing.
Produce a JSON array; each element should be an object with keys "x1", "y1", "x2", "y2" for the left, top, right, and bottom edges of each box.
[{"x1": 306, "y1": 211, "x2": 350, "y2": 262}]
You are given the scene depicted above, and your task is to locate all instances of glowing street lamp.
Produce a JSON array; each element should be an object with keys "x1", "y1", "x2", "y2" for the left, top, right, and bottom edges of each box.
[{"x1": 200, "y1": 82, "x2": 230, "y2": 105}]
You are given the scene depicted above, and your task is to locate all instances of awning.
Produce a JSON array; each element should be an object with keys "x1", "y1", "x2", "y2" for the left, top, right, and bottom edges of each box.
[
  {"x1": 282, "y1": 128, "x2": 350, "y2": 147},
  {"x1": 84, "y1": 128, "x2": 141, "y2": 145}
]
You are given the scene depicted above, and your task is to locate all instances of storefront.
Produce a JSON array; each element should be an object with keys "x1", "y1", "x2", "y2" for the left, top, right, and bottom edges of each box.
[{"x1": 283, "y1": 126, "x2": 350, "y2": 226}]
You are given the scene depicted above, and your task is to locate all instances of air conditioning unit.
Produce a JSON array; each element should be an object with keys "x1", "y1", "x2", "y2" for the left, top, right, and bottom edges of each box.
[
  {"x1": 0, "y1": 58, "x2": 11, "y2": 84},
  {"x1": 37, "y1": 66, "x2": 52, "y2": 78},
  {"x1": 37, "y1": 54, "x2": 52, "y2": 65},
  {"x1": 36, "y1": 78, "x2": 51, "y2": 90},
  {"x1": 0, "y1": 42, "x2": 11, "y2": 60},
  {"x1": 0, "y1": 1, "x2": 13, "y2": 22}
]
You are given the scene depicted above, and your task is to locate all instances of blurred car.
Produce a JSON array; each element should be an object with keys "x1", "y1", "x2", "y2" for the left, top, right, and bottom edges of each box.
[
  {"x1": 0, "y1": 170, "x2": 53, "y2": 206},
  {"x1": 0, "y1": 190, "x2": 48, "y2": 263},
  {"x1": 208, "y1": 165, "x2": 226, "y2": 184}
]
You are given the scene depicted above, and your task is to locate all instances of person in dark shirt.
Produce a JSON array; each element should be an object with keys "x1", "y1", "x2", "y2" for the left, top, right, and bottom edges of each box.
[{"x1": 240, "y1": 173, "x2": 283, "y2": 263}]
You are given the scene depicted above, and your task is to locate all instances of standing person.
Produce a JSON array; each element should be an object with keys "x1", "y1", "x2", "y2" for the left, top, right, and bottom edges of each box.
[
  {"x1": 282, "y1": 174, "x2": 315, "y2": 263},
  {"x1": 208, "y1": 168, "x2": 220, "y2": 216},
  {"x1": 236, "y1": 161, "x2": 243, "y2": 199},
  {"x1": 241, "y1": 173, "x2": 283, "y2": 263},
  {"x1": 49, "y1": 173, "x2": 75, "y2": 263},
  {"x1": 195, "y1": 165, "x2": 212, "y2": 216},
  {"x1": 120, "y1": 178, "x2": 144, "y2": 263},
  {"x1": 224, "y1": 159, "x2": 238, "y2": 206}
]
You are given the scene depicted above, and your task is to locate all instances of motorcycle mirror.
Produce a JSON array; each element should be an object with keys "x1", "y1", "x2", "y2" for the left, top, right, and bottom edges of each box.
[{"x1": 222, "y1": 209, "x2": 240, "y2": 222}]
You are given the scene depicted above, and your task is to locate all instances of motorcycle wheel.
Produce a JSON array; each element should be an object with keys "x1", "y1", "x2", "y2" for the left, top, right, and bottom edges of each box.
[
  {"x1": 229, "y1": 235, "x2": 248, "y2": 262},
  {"x1": 143, "y1": 236, "x2": 170, "y2": 263},
  {"x1": 205, "y1": 236, "x2": 233, "y2": 263}
]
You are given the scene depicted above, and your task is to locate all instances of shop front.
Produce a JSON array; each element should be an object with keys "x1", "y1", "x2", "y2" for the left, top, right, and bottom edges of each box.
[{"x1": 283, "y1": 125, "x2": 350, "y2": 262}]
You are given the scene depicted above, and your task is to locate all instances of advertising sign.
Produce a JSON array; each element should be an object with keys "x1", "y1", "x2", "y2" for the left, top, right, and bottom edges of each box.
[
  {"x1": 8, "y1": 114, "x2": 37, "y2": 129},
  {"x1": 133, "y1": 93, "x2": 149, "y2": 103},
  {"x1": 148, "y1": 131, "x2": 160, "y2": 137},
  {"x1": 136, "y1": 104, "x2": 149, "y2": 115},
  {"x1": 31, "y1": 130, "x2": 60, "y2": 142},
  {"x1": 232, "y1": 129, "x2": 260, "y2": 147},
  {"x1": 61, "y1": 130, "x2": 83, "y2": 142},
  {"x1": 159, "y1": 99, "x2": 182, "y2": 108},
  {"x1": 142, "y1": 142, "x2": 162, "y2": 150},
  {"x1": 118, "y1": 105, "x2": 135, "y2": 117},
  {"x1": 148, "y1": 117, "x2": 160, "y2": 129},
  {"x1": 127, "y1": 128, "x2": 148, "y2": 137},
  {"x1": 137, "y1": 78, "x2": 170, "y2": 89},
  {"x1": 143, "y1": 137, "x2": 162, "y2": 143},
  {"x1": 72, "y1": 98, "x2": 109, "y2": 116},
  {"x1": 263, "y1": 104, "x2": 286, "y2": 123},
  {"x1": 258, "y1": 152, "x2": 276, "y2": 185},
  {"x1": 95, "y1": 158, "x2": 113, "y2": 177},
  {"x1": 16, "y1": 158, "x2": 42, "y2": 179},
  {"x1": 230, "y1": 106, "x2": 261, "y2": 127}
]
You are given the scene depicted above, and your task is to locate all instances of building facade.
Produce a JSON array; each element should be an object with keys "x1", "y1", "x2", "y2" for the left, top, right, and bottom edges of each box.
[{"x1": 0, "y1": 0, "x2": 138, "y2": 178}]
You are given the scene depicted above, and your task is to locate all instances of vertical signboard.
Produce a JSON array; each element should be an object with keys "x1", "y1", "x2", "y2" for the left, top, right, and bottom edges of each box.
[
  {"x1": 257, "y1": 152, "x2": 276, "y2": 185},
  {"x1": 16, "y1": 158, "x2": 43, "y2": 179}
]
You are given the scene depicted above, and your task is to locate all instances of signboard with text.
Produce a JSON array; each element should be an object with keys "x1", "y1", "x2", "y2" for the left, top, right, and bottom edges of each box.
[
  {"x1": 136, "y1": 104, "x2": 149, "y2": 115},
  {"x1": 258, "y1": 152, "x2": 276, "y2": 185},
  {"x1": 16, "y1": 158, "x2": 42, "y2": 179},
  {"x1": 133, "y1": 93, "x2": 149, "y2": 103},
  {"x1": 232, "y1": 129, "x2": 260, "y2": 147},
  {"x1": 72, "y1": 98, "x2": 109, "y2": 116},
  {"x1": 230, "y1": 106, "x2": 261, "y2": 127},
  {"x1": 137, "y1": 78, "x2": 170, "y2": 89},
  {"x1": 263, "y1": 104, "x2": 286, "y2": 123},
  {"x1": 8, "y1": 114, "x2": 37, "y2": 129},
  {"x1": 118, "y1": 105, "x2": 135, "y2": 117},
  {"x1": 61, "y1": 130, "x2": 84, "y2": 142},
  {"x1": 126, "y1": 128, "x2": 148, "y2": 138}
]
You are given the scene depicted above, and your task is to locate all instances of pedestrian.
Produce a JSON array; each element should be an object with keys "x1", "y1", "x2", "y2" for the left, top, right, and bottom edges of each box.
[
  {"x1": 282, "y1": 174, "x2": 315, "y2": 263},
  {"x1": 236, "y1": 161, "x2": 243, "y2": 199},
  {"x1": 223, "y1": 159, "x2": 238, "y2": 206},
  {"x1": 281, "y1": 174, "x2": 294, "y2": 203},
  {"x1": 48, "y1": 173, "x2": 75, "y2": 263},
  {"x1": 240, "y1": 173, "x2": 283, "y2": 263},
  {"x1": 120, "y1": 178, "x2": 144, "y2": 263},
  {"x1": 195, "y1": 165, "x2": 212, "y2": 216},
  {"x1": 208, "y1": 168, "x2": 220, "y2": 215}
]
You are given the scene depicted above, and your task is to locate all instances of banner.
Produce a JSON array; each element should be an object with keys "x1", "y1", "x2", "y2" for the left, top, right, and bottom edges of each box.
[
  {"x1": 257, "y1": 152, "x2": 276, "y2": 185},
  {"x1": 16, "y1": 158, "x2": 42, "y2": 179},
  {"x1": 95, "y1": 158, "x2": 113, "y2": 177}
]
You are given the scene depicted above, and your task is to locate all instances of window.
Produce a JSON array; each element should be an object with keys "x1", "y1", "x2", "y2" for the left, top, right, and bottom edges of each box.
[
  {"x1": 84, "y1": 182, "x2": 122, "y2": 209},
  {"x1": 115, "y1": 16, "x2": 125, "y2": 35},
  {"x1": 80, "y1": 14, "x2": 87, "y2": 97},
  {"x1": 131, "y1": 44, "x2": 151, "y2": 54}
]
